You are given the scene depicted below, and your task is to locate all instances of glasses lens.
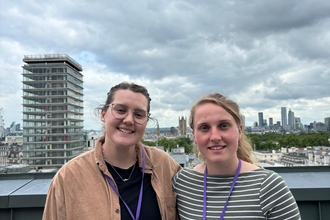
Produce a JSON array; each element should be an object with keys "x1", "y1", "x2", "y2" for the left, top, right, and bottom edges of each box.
[
  {"x1": 133, "y1": 109, "x2": 148, "y2": 124},
  {"x1": 111, "y1": 104, "x2": 128, "y2": 119},
  {"x1": 111, "y1": 104, "x2": 148, "y2": 124}
]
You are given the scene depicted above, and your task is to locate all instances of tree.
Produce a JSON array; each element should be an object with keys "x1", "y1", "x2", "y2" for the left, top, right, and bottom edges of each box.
[
  {"x1": 284, "y1": 134, "x2": 300, "y2": 147},
  {"x1": 176, "y1": 137, "x2": 193, "y2": 153},
  {"x1": 259, "y1": 140, "x2": 278, "y2": 150},
  {"x1": 141, "y1": 140, "x2": 156, "y2": 146},
  {"x1": 246, "y1": 134, "x2": 261, "y2": 150},
  {"x1": 142, "y1": 137, "x2": 194, "y2": 153}
]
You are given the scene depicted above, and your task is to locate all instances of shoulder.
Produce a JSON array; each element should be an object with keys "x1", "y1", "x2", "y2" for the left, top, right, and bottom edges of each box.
[
  {"x1": 173, "y1": 168, "x2": 198, "y2": 185},
  {"x1": 143, "y1": 146, "x2": 182, "y2": 170},
  {"x1": 241, "y1": 160, "x2": 260, "y2": 172},
  {"x1": 144, "y1": 145, "x2": 168, "y2": 155},
  {"x1": 64, "y1": 149, "x2": 95, "y2": 168},
  {"x1": 143, "y1": 146, "x2": 175, "y2": 162},
  {"x1": 257, "y1": 168, "x2": 282, "y2": 180},
  {"x1": 52, "y1": 150, "x2": 96, "y2": 182},
  {"x1": 238, "y1": 167, "x2": 281, "y2": 185},
  {"x1": 248, "y1": 167, "x2": 281, "y2": 180},
  {"x1": 255, "y1": 168, "x2": 289, "y2": 191}
]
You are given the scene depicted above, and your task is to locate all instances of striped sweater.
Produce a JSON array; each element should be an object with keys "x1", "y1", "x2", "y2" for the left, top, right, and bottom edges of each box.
[{"x1": 173, "y1": 168, "x2": 301, "y2": 220}]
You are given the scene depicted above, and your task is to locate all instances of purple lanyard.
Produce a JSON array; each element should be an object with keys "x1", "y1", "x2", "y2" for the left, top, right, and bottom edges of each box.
[
  {"x1": 203, "y1": 159, "x2": 241, "y2": 220},
  {"x1": 104, "y1": 147, "x2": 145, "y2": 220}
]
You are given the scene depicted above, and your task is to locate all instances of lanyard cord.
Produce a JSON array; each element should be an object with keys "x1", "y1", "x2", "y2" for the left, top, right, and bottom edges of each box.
[
  {"x1": 203, "y1": 159, "x2": 242, "y2": 220},
  {"x1": 104, "y1": 147, "x2": 145, "y2": 220}
]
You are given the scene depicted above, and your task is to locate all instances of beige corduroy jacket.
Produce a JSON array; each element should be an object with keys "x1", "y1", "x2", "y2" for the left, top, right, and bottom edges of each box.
[{"x1": 42, "y1": 139, "x2": 182, "y2": 220}]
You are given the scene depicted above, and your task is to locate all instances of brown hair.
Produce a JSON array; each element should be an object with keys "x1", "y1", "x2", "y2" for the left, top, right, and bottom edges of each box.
[
  {"x1": 97, "y1": 82, "x2": 152, "y2": 144},
  {"x1": 189, "y1": 93, "x2": 257, "y2": 164},
  {"x1": 100, "y1": 82, "x2": 151, "y2": 112}
]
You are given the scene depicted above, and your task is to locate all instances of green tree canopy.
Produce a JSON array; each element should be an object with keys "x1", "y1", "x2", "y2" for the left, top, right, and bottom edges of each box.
[
  {"x1": 142, "y1": 137, "x2": 194, "y2": 153},
  {"x1": 246, "y1": 131, "x2": 330, "y2": 150}
]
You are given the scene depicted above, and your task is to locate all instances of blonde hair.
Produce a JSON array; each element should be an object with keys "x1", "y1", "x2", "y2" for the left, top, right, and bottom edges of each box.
[{"x1": 189, "y1": 93, "x2": 257, "y2": 164}]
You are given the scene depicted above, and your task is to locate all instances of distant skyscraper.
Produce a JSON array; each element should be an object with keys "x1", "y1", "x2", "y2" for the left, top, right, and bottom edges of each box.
[
  {"x1": 325, "y1": 117, "x2": 330, "y2": 133},
  {"x1": 276, "y1": 121, "x2": 281, "y2": 129},
  {"x1": 258, "y1": 112, "x2": 264, "y2": 127},
  {"x1": 269, "y1": 118, "x2": 273, "y2": 126},
  {"x1": 15, "y1": 124, "x2": 21, "y2": 131},
  {"x1": 9, "y1": 122, "x2": 16, "y2": 133},
  {"x1": 295, "y1": 117, "x2": 303, "y2": 130},
  {"x1": 281, "y1": 107, "x2": 287, "y2": 129},
  {"x1": 21, "y1": 54, "x2": 84, "y2": 169},
  {"x1": 253, "y1": 121, "x2": 258, "y2": 127},
  {"x1": 288, "y1": 109, "x2": 295, "y2": 130}
]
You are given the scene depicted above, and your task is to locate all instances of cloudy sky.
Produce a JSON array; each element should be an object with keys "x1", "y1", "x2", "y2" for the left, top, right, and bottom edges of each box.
[{"x1": 1, "y1": 0, "x2": 330, "y2": 131}]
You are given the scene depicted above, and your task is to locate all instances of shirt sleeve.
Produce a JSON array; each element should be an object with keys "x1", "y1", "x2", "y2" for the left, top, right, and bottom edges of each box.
[{"x1": 259, "y1": 170, "x2": 301, "y2": 220}]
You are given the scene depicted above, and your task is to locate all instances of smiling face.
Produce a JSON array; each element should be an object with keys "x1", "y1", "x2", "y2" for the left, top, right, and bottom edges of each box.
[
  {"x1": 192, "y1": 102, "x2": 242, "y2": 167},
  {"x1": 101, "y1": 89, "x2": 149, "y2": 149}
]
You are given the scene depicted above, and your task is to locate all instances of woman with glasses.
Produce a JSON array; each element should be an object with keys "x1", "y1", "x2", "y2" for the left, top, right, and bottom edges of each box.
[
  {"x1": 173, "y1": 93, "x2": 301, "y2": 220},
  {"x1": 43, "y1": 82, "x2": 182, "y2": 220}
]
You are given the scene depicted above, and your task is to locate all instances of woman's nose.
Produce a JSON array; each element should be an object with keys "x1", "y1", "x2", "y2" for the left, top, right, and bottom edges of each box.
[
  {"x1": 209, "y1": 127, "x2": 221, "y2": 142},
  {"x1": 122, "y1": 110, "x2": 135, "y2": 124}
]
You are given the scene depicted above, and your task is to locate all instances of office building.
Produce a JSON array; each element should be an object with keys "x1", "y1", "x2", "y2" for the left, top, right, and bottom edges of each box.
[
  {"x1": 281, "y1": 107, "x2": 287, "y2": 130},
  {"x1": 253, "y1": 121, "x2": 258, "y2": 128},
  {"x1": 295, "y1": 117, "x2": 303, "y2": 130},
  {"x1": 276, "y1": 121, "x2": 281, "y2": 129},
  {"x1": 288, "y1": 109, "x2": 295, "y2": 130},
  {"x1": 258, "y1": 112, "x2": 264, "y2": 127},
  {"x1": 269, "y1": 117, "x2": 273, "y2": 127},
  {"x1": 325, "y1": 117, "x2": 330, "y2": 134},
  {"x1": 21, "y1": 54, "x2": 84, "y2": 169}
]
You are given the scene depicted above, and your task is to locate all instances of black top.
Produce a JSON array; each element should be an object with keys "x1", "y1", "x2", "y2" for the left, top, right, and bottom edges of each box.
[{"x1": 106, "y1": 161, "x2": 161, "y2": 220}]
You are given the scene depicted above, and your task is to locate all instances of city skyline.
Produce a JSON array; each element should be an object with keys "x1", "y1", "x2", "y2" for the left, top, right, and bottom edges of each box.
[
  {"x1": 1, "y1": 1, "x2": 330, "y2": 130},
  {"x1": 1, "y1": 106, "x2": 329, "y2": 132},
  {"x1": 254, "y1": 107, "x2": 310, "y2": 129}
]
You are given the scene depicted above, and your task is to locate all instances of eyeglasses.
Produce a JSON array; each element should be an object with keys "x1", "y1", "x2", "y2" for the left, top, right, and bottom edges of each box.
[{"x1": 108, "y1": 103, "x2": 150, "y2": 125}]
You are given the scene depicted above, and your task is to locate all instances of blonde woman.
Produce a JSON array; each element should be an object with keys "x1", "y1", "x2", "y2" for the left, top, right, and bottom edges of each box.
[{"x1": 173, "y1": 93, "x2": 301, "y2": 220}]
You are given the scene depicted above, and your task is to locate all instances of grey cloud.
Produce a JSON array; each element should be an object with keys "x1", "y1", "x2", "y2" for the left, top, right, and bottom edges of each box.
[{"x1": 1, "y1": 0, "x2": 330, "y2": 128}]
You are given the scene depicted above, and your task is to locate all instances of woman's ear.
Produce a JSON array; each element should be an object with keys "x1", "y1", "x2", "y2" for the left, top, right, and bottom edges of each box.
[
  {"x1": 192, "y1": 129, "x2": 197, "y2": 144},
  {"x1": 101, "y1": 110, "x2": 105, "y2": 122}
]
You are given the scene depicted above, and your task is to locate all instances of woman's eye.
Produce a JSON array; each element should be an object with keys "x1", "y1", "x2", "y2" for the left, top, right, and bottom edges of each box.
[
  {"x1": 115, "y1": 107, "x2": 127, "y2": 114},
  {"x1": 134, "y1": 112, "x2": 144, "y2": 119},
  {"x1": 199, "y1": 125, "x2": 209, "y2": 131},
  {"x1": 220, "y1": 123, "x2": 229, "y2": 129}
]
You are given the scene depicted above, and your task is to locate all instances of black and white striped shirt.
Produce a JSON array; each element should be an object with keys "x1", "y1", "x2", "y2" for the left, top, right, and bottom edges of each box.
[{"x1": 173, "y1": 168, "x2": 301, "y2": 220}]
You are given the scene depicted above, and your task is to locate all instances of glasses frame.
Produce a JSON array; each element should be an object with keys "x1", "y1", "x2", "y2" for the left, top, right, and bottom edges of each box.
[{"x1": 107, "y1": 103, "x2": 150, "y2": 125}]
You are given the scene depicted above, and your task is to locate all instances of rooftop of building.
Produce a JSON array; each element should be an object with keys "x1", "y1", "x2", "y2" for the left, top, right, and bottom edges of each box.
[
  {"x1": 23, "y1": 54, "x2": 83, "y2": 71},
  {"x1": 0, "y1": 165, "x2": 329, "y2": 220}
]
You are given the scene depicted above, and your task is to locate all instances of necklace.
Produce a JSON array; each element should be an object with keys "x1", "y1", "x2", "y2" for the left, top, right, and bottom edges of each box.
[
  {"x1": 102, "y1": 149, "x2": 137, "y2": 182},
  {"x1": 104, "y1": 147, "x2": 146, "y2": 220}
]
